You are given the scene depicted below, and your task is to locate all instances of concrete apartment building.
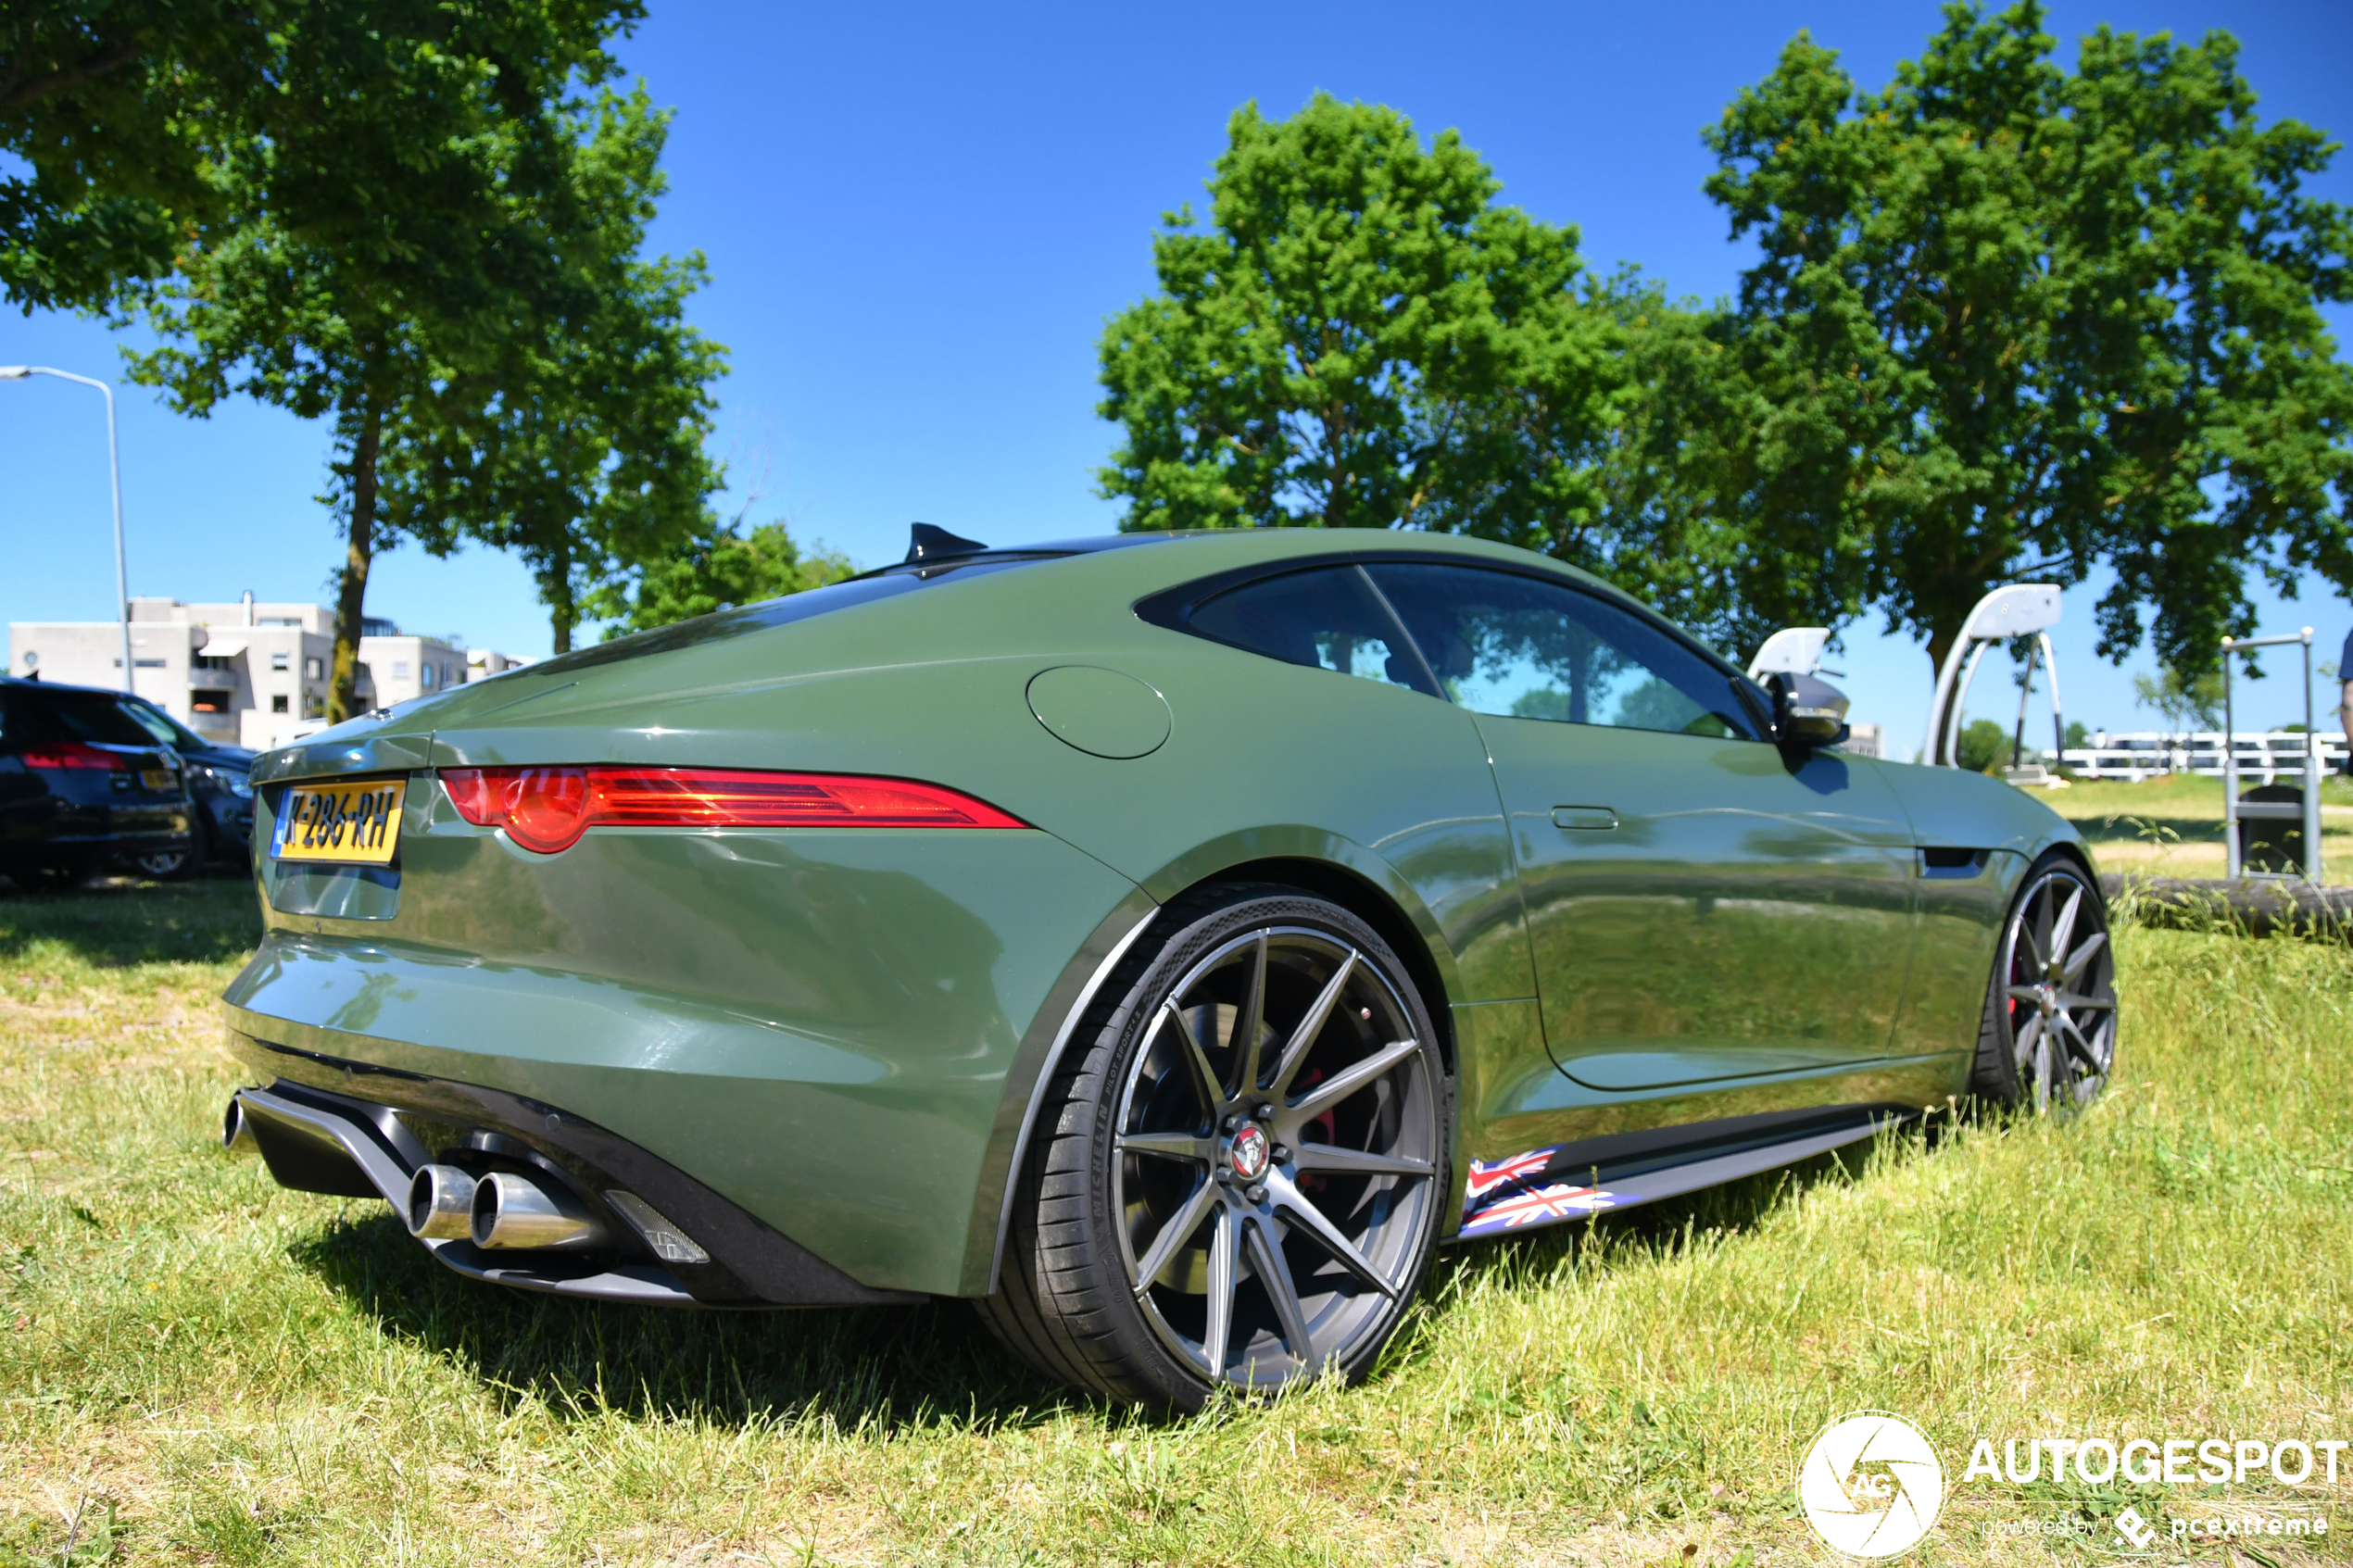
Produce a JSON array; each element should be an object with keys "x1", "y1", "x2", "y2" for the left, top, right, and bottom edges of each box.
[{"x1": 8, "y1": 596, "x2": 523, "y2": 750}]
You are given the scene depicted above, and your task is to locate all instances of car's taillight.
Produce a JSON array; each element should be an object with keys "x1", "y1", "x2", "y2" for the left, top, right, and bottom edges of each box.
[
  {"x1": 439, "y1": 766, "x2": 1026, "y2": 854},
  {"x1": 20, "y1": 741, "x2": 128, "y2": 771}
]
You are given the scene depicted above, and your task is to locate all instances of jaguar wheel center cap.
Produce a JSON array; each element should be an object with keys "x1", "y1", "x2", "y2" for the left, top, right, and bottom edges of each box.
[{"x1": 1228, "y1": 1123, "x2": 1270, "y2": 1182}]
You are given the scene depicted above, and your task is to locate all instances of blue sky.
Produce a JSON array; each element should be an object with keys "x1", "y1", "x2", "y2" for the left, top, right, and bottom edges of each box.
[{"x1": 4, "y1": 0, "x2": 2349, "y2": 756}]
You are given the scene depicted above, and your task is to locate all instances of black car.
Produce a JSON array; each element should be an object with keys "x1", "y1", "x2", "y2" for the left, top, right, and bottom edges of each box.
[
  {"x1": 117, "y1": 695, "x2": 258, "y2": 872},
  {"x1": 0, "y1": 676, "x2": 194, "y2": 888}
]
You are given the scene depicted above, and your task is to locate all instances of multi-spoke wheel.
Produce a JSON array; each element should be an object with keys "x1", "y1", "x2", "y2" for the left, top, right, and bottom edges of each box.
[
  {"x1": 1969, "y1": 855, "x2": 2117, "y2": 1111},
  {"x1": 980, "y1": 886, "x2": 1446, "y2": 1409}
]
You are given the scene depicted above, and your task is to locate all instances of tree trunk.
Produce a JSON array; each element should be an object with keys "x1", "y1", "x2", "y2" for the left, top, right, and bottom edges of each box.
[
  {"x1": 1924, "y1": 624, "x2": 1959, "y2": 765},
  {"x1": 546, "y1": 534, "x2": 574, "y2": 655},
  {"x1": 1926, "y1": 631, "x2": 1955, "y2": 691},
  {"x1": 328, "y1": 399, "x2": 384, "y2": 724}
]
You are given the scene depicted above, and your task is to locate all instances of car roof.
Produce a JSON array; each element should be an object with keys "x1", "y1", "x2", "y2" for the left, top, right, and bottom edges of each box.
[
  {"x1": 0, "y1": 673, "x2": 143, "y2": 701},
  {"x1": 863, "y1": 528, "x2": 1624, "y2": 601}
]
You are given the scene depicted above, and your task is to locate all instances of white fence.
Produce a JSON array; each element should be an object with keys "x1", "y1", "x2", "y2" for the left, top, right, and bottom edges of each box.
[{"x1": 2060, "y1": 731, "x2": 2349, "y2": 783}]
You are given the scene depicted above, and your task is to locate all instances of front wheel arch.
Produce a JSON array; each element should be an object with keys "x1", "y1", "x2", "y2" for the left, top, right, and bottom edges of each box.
[{"x1": 1969, "y1": 847, "x2": 2119, "y2": 1110}]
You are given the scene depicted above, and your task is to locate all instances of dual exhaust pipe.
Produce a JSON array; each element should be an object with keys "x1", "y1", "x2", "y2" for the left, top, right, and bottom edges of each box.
[
  {"x1": 407, "y1": 1163, "x2": 610, "y2": 1252},
  {"x1": 223, "y1": 1092, "x2": 614, "y2": 1253}
]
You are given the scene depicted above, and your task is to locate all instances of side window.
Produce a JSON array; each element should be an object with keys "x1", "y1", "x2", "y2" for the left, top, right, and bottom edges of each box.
[
  {"x1": 1185, "y1": 566, "x2": 1436, "y2": 696},
  {"x1": 1364, "y1": 562, "x2": 1758, "y2": 740},
  {"x1": 122, "y1": 703, "x2": 182, "y2": 747}
]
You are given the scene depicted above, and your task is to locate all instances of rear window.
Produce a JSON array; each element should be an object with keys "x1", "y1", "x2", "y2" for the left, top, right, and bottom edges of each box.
[
  {"x1": 1184, "y1": 566, "x2": 1438, "y2": 696},
  {"x1": 0, "y1": 687, "x2": 161, "y2": 748}
]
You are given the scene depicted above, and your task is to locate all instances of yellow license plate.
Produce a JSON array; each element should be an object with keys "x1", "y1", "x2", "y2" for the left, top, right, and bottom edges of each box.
[
  {"x1": 139, "y1": 768, "x2": 178, "y2": 792},
  {"x1": 272, "y1": 780, "x2": 405, "y2": 865}
]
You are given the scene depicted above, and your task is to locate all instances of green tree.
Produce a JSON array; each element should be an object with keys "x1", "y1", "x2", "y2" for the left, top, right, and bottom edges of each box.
[
  {"x1": 1097, "y1": 94, "x2": 1765, "y2": 651},
  {"x1": 588, "y1": 519, "x2": 855, "y2": 636},
  {"x1": 1704, "y1": 2, "x2": 2353, "y2": 684},
  {"x1": 118, "y1": 3, "x2": 638, "y2": 720},
  {"x1": 1957, "y1": 717, "x2": 2018, "y2": 773},
  {"x1": 1099, "y1": 94, "x2": 1571, "y2": 534},
  {"x1": 376, "y1": 89, "x2": 726, "y2": 655},
  {"x1": 2132, "y1": 667, "x2": 2227, "y2": 733},
  {"x1": 0, "y1": 2, "x2": 275, "y2": 311}
]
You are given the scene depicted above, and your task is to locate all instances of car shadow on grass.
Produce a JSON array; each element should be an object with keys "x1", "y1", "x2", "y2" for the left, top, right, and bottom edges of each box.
[
  {"x1": 0, "y1": 875, "x2": 262, "y2": 968},
  {"x1": 288, "y1": 1211, "x2": 1078, "y2": 1433},
  {"x1": 287, "y1": 1122, "x2": 1962, "y2": 1433}
]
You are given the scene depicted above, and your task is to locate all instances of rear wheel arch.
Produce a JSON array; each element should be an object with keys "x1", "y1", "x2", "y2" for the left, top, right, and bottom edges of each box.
[
  {"x1": 978, "y1": 882, "x2": 1450, "y2": 1404},
  {"x1": 1179, "y1": 857, "x2": 1457, "y2": 1073},
  {"x1": 967, "y1": 851, "x2": 1461, "y2": 1298}
]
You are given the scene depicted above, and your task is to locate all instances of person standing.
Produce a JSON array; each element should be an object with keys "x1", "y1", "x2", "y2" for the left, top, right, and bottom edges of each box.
[{"x1": 2342, "y1": 624, "x2": 2353, "y2": 772}]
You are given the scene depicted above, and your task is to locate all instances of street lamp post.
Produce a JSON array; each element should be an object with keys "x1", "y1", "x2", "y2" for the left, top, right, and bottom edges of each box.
[{"x1": 0, "y1": 365, "x2": 133, "y2": 692}]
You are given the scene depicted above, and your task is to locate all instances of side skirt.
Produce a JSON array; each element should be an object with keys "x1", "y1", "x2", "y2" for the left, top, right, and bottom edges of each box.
[{"x1": 1454, "y1": 1106, "x2": 1913, "y2": 1239}]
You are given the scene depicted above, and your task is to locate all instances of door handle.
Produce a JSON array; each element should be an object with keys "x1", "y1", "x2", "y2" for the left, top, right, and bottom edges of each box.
[{"x1": 1551, "y1": 805, "x2": 1618, "y2": 831}]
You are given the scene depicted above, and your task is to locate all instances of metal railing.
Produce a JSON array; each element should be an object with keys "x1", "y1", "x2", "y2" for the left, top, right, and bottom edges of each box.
[{"x1": 2059, "y1": 732, "x2": 2348, "y2": 782}]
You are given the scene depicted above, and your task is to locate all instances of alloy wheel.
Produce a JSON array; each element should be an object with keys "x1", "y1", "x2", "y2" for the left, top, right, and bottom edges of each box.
[
  {"x1": 1997, "y1": 865, "x2": 2118, "y2": 1110},
  {"x1": 1111, "y1": 925, "x2": 1439, "y2": 1389}
]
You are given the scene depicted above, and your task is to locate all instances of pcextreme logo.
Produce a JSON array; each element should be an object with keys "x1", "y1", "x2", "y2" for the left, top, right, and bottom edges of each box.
[{"x1": 1796, "y1": 1411, "x2": 1946, "y2": 1560}]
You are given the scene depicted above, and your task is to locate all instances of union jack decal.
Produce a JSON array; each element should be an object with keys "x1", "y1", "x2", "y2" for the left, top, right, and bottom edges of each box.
[
  {"x1": 1465, "y1": 1145, "x2": 1558, "y2": 1200},
  {"x1": 1460, "y1": 1181, "x2": 1617, "y2": 1236}
]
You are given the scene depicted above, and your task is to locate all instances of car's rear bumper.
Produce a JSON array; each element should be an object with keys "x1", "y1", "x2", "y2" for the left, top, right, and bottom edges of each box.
[
  {"x1": 222, "y1": 1050, "x2": 922, "y2": 1307},
  {"x1": 223, "y1": 822, "x2": 1145, "y2": 1295},
  {"x1": 1, "y1": 827, "x2": 194, "y2": 863}
]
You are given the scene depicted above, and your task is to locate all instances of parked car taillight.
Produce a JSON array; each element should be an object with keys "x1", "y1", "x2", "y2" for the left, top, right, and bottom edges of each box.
[
  {"x1": 20, "y1": 741, "x2": 130, "y2": 771},
  {"x1": 439, "y1": 766, "x2": 1027, "y2": 854}
]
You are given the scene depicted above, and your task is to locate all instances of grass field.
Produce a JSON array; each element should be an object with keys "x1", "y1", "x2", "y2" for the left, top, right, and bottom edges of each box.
[
  {"x1": 2040, "y1": 771, "x2": 2353, "y2": 879},
  {"x1": 1, "y1": 835, "x2": 2348, "y2": 1565}
]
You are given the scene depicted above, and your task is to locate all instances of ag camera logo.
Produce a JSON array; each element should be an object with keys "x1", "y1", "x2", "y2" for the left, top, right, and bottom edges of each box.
[{"x1": 1797, "y1": 1411, "x2": 1946, "y2": 1559}]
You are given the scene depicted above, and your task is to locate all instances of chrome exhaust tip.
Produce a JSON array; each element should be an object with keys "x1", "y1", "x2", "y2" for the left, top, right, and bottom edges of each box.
[
  {"x1": 469, "y1": 1170, "x2": 610, "y2": 1251},
  {"x1": 406, "y1": 1164, "x2": 477, "y2": 1240},
  {"x1": 222, "y1": 1095, "x2": 258, "y2": 1154}
]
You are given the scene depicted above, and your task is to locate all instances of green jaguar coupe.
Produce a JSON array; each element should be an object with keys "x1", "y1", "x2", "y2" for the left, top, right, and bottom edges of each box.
[{"x1": 220, "y1": 527, "x2": 2114, "y2": 1408}]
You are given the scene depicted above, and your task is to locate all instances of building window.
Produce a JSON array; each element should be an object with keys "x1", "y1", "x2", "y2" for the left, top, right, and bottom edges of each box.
[
  {"x1": 191, "y1": 691, "x2": 233, "y2": 713},
  {"x1": 421, "y1": 664, "x2": 436, "y2": 689},
  {"x1": 303, "y1": 694, "x2": 325, "y2": 719},
  {"x1": 271, "y1": 651, "x2": 290, "y2": 671},
  {"x1": 393, "y1": 660, "x2": 411, "y2": 678},
  {"x1": 271, "y1": 694, "x2": 289, "y2": 713},
  {"x1": 304, "y1": 656, "x2": 323, "y2": 680}
]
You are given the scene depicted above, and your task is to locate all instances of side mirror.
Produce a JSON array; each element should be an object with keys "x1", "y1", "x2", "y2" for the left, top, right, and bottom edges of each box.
[{"x1": 1765, "y1": 671, "x2": 1850, "y2": 749}]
